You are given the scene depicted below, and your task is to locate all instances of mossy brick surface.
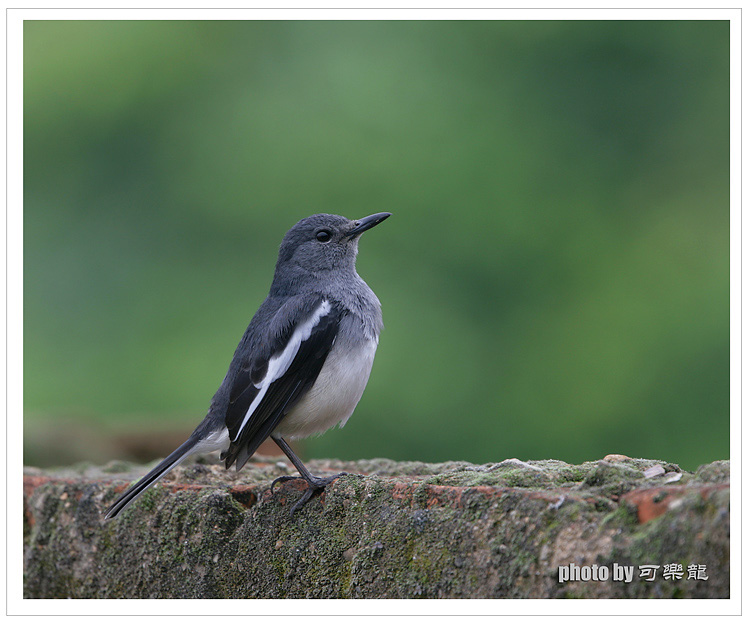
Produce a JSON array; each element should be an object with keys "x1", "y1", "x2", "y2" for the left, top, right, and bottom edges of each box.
[{"x1": 23, "y1": 456, "x2": 729, "y2": 599}]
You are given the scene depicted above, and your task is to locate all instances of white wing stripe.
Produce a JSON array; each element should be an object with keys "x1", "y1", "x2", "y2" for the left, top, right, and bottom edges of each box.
[{"x1": 233, "y1": 299, "x2": 332, "y2": 441}]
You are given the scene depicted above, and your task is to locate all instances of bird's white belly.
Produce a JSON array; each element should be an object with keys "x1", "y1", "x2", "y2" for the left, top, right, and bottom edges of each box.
[{"x1": 274, "y1": 337, "x2": 378, "y2": 439}]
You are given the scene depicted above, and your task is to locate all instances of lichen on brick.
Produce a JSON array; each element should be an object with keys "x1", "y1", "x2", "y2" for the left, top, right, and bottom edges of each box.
[{"x1": 23, "y1": 456, "x2": 729, "y2": 599}]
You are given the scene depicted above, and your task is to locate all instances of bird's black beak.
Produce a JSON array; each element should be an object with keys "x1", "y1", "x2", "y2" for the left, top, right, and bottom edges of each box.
[{"x1": 347, "y1": 212, "x2": 392, "y2": 239}]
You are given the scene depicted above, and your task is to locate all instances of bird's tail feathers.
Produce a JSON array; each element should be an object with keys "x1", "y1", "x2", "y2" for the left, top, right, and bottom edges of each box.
[{"x1": 104, "y1": 433, "x2": 208, "y2": 520}]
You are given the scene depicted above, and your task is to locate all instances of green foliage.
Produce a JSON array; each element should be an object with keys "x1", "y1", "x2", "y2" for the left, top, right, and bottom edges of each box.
[{"x1": 24, "y1": 20, "x2": 728, "y2": 469}]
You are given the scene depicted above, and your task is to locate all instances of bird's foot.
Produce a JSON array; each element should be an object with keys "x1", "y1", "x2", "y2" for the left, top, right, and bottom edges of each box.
[{"x1": 271, "y1": 471, "x2": 348, "y2": 516}]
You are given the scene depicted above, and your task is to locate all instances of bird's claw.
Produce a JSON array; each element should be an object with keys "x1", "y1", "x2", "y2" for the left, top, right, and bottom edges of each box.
[
  {"x1": 289, "y1": 486, "x2": 318, "y2": 515},
  {"x1": 270, "y1": 471, "x2": 348, "y2": 516},
  {"x1": 270, "y1": 474, "x2": 302, "y2": 495}
]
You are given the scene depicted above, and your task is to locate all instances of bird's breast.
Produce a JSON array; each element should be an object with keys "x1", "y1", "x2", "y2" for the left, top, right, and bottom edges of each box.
[{"x1": 274, "y1": 330, "x2": 378, "y2": 439}]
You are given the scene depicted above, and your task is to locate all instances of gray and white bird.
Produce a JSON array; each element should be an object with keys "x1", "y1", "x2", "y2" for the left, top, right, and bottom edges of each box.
[{"x1": 104, "y1": 212, "x2": 391, "y2": 519}]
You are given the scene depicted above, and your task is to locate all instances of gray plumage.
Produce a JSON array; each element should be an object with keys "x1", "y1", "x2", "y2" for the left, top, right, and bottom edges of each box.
[{"x1": 105, "y1": 212, "x2": 391, "y2": 519}]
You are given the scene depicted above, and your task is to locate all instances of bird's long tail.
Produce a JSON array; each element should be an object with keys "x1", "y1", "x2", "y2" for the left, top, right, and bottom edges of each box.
[{"x1": 104, "y1": 435, "x2": 202, "y2": 520}]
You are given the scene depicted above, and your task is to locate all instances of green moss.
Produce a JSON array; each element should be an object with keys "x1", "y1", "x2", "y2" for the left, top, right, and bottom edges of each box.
[
  {"x1": 553, "y1": 465, "x2": 588, "y2": 484},
  {"x1": 694, "y1": 460, "x2": 730, "y2": 483},
  {"x1": 600, "y1": 501, "x2": 640, "y2": 530},
  {"x1": 23, "y1": 458, "x2": 730, "y2": 599}
]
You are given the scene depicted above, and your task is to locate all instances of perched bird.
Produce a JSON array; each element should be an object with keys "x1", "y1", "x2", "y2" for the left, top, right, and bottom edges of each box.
[{"x1": 104, "y1": 212, "x2": 391, "y2": 519}]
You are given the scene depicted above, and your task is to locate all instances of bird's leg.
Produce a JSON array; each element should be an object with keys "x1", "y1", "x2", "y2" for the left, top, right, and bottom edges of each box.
[{"x1": 270, "y1": 435, "x2": 347, "y2": 515}]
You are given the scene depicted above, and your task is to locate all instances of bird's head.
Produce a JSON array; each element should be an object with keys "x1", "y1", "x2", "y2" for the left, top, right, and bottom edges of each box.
[{"x1": 273, "y1": 213, "x2": 391, "y2": 285}]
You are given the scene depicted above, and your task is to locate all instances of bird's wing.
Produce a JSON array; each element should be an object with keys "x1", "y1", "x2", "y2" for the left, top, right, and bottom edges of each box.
[{"x1": 222, "y1": 296, "x2": 341, "y2": 470}]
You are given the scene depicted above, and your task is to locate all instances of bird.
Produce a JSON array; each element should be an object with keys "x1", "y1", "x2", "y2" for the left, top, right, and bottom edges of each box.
[{"x1": 104, "y1": 212, "x2": 391, "y2": 519}]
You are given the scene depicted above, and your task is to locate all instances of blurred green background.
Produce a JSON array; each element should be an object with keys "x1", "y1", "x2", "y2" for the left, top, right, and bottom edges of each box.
[{"x1": 24, "y1": 20, "x2": 728, "y2": 471}]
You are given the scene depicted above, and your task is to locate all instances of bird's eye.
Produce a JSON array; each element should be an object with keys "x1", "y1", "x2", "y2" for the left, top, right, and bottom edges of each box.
[{"x1": 316, "y1": 229, "x2": 332, "y2": 242}]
